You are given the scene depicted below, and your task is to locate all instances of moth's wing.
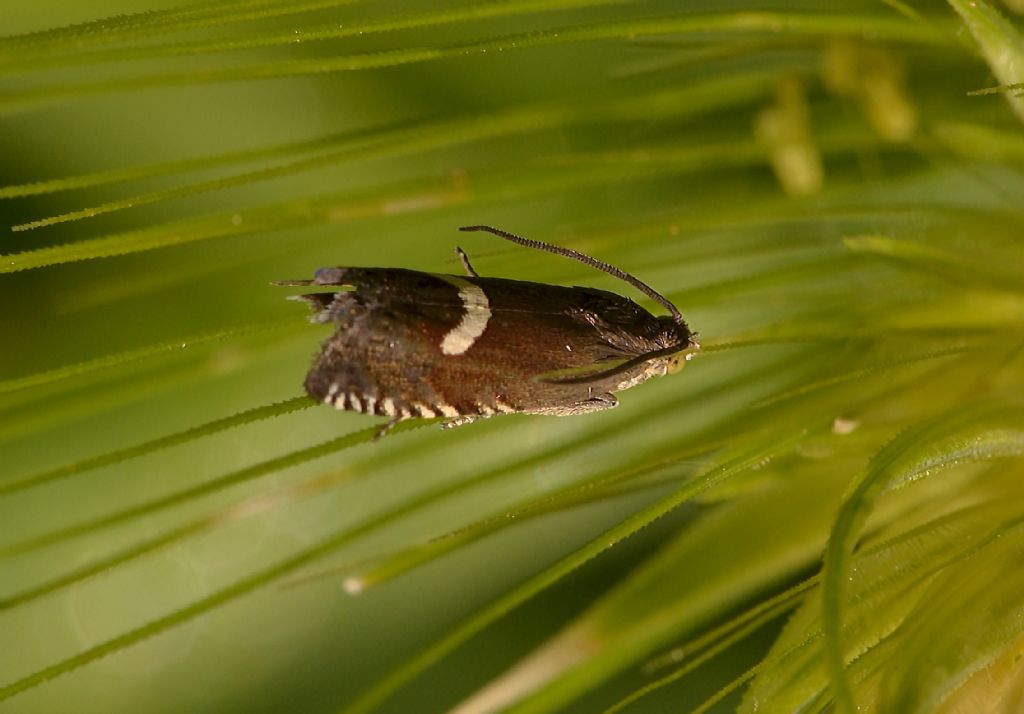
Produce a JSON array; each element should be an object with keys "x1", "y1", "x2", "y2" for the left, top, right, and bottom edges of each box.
[
  {"x1": 533, "y1": 344, "x2": 688, "y2": 385},
  {"x1": 530, "y1": 359, "x2": 632, "y2": 383},
  {"x1": 301, "y1": 269, "x2": 473, "y2": 418},
  {"x1": 291, "y1": 269, "x2": 669, "y2": 419},
  {"x1": 414, "y1": 278, "x2": 661, "y2": 413}
]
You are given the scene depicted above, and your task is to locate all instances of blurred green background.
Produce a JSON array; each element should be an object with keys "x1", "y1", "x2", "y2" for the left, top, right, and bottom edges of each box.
[{"x1": 2, "y1": 1, "x2": 1024, "y2": 713}]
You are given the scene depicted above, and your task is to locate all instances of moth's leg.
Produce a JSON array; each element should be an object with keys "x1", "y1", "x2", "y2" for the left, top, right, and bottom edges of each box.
[
  {"x1": 525, "y1": 393, "x2": 619, "y2": 416},
  {"x1": 455, "y1": 246, "x2": 479, "y2": 278},
  {"x1": 373, "y1": 417, "x2": 402, "y2": 441},
  {"x1": 441, "y1": 414, "x2": 481, "y2": 429},
  {"x1": 566, "y1": 393, "x2": 619, "y2": 414},
  {"x1": 586, "y1": 393, "x2": 619, "y2": 410}
]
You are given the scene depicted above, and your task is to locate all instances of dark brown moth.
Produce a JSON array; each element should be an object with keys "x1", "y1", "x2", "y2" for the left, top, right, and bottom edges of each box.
[{"x1": 277, "y1": 226, "x2": 698, "y2": 437}]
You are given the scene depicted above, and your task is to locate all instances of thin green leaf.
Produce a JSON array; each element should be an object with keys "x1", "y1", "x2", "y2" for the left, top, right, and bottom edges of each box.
[
  {"x1": 0, "y1": 432, "x2": 439, "y2": 703},
  {"x1": 8, "y1": 73, "x2": 775, "y2": 226},
  {"x1": 447, "y1": 446, "x2": 841, "y2": 714},
  {"x1": 0, "y1": 0, "x2": 630, "y2": 72},
  {"x1": 739, "y1": 498, "x2": 1024, "y2": 712},
  {"x1": 606, "y1": 579, "x2": 814, "y2": 714},
  {"x1": 879, "y1": 528, "x2": 1024, "y2": 712},
  {"x1": 2, "y1": 143, "x2": 764, "y2": 271},
  {"x1": 0, "y1": 0, "x2": 365, "y2": 56},
  {"x1": 343, "y1": 427, "x2": 806, "y2": 714},
  {"x1": 0, "y1": 423, "x2": 400, "y2": 558},
  {"x1": 0, "y1": 122, "x2": 393, "y2": 198},
  {"x1": 0, "y1": 450, "x2": 385, "y2": 612},
  {"x1": 0, "y1": 12, "x2": 945, "y2": 109},
  {"x1": 0, "y1": 396, "x2": 312, "y2": 496},
  {"x1": 844, "y1": 234, "x2": 1024, "y2": 292},
  {"x1": 0, "y1": 319, "x2": 296, "y2": 395},
  {"x1": 947, "y1": 0, "x2": 1024, "y2": 123},
  {"x1": 820, "y1": 402, "x2": 1024, "y2": 714},
  {"x1": 933, "y1": 121, "x2": 1024, "y2": 162}
]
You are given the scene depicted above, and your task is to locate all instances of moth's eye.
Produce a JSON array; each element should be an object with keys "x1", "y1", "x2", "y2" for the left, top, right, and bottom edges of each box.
[{"x1": 667, "y1": 355, "x2": 685, "y2": 374}]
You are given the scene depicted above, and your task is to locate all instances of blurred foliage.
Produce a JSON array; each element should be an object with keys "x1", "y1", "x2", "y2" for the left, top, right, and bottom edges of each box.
[{"x1": 1, "y1": 1, "x2": 1024, "y2": 713}]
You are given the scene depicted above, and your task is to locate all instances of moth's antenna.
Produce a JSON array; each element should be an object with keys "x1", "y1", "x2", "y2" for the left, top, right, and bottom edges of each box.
[{"x1": 459, "y1": 225, "x2": 686, "y2": 326}]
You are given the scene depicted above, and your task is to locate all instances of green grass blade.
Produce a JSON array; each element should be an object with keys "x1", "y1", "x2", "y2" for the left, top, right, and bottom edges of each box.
[
  {"x1": 342, "y1": 427, "x2": 805, "y2": 714},
  {"x1": 947, "y1": 0, "x2": 1024, "y2": 123},
  {"x1": 0, "y1": 396, "x2": 312, "y2": 496},
  {"x1": 0, "y1": 12, "x2": 946, "y2": 110},
  {"x1": 8, "y1": 74, "x2": 774, "y2": 229},
  {"x1": 0, "y1": 319, "x2": 295, "y2": 395},
  {"x1": 820, "y1": 402, "x2": 1024, "y2": 713},
  {"x1": 0, "y1": 426, "x2": 389, "y2": 558},
  {"x1": 0, "y1": 0, "x2": 365, "y2": 56},
  {"x1": 0, "y1": 0, "x2": 629, "y2": 72},
  {"x1": 0, "y1": 479, "x2": 417, "y2": 703}
]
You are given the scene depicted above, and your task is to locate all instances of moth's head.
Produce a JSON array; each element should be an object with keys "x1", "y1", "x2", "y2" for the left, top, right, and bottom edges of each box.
[
  {"x1": 542, "y1": 315, "x2": 698, "y2": 387},
  {"x1": 652, "y1": 315, "x2": 699, "y2": 374},
  {"x1": 656, "y1": 315, "x2": 699, "y2": 348}
]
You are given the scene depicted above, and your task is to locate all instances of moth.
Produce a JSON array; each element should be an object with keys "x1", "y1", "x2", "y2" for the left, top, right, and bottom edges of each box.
[{"x1": 277, "y1": 226, "x2": 698, "y2": 437}]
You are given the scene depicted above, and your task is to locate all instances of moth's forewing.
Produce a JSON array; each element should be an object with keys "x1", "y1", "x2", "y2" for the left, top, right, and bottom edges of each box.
[
  {"x1": 301, "y1": 269, "x2": 669, "y2": 418},
  {"x1": 302, "y1": 269, "x2": 461, "y2": 416}
]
